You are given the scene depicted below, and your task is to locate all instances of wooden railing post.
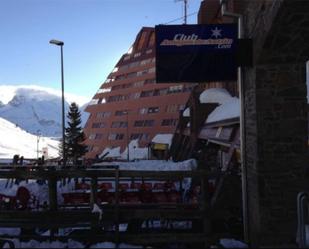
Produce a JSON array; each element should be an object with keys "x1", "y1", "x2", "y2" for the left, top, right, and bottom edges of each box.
[
  {"x1": 48, "y1": 176, "x2": 57, "y2": 211},
  {"x1": 201, "y1": 173, "x2": 211, "y2": 247},
  {"x1": 90, "y1": 177, "x2": 98, "y2": 209},
  {"x1": 115, "y1": 166, "x2": 120, "y2": 247}
]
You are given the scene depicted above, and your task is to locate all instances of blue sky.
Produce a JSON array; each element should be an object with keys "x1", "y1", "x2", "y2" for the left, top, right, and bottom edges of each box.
[{"x1": 0, "y1": 0, "x2": 201, "y2": 100}]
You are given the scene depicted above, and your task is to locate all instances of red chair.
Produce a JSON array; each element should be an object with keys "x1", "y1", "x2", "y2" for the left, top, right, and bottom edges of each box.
[
  {"x1": 119, "y1": 183, "x2": 129, "y2": 191},
  {"x1": 167, "y1": 191, "x2": 182, "y2": 203},
  {"x1": 153, "y1": 183, "x2": 165, "y2": 191},
  {"x1": 153, "y1": 192, "x2": 168, "y2": 203},
  {"x1": 140, "y1": 183, "x2": 152, "y2": 191},
  {"x1": 130, "y1": 182, "x2": 141, "y2": 190},
  {"x1": 99, "y1": 182, "x2": 113, "y2": 191},
  {"x1": 62, "y1": 192, "x2": 90, "y2": 205},
  {"x1": 75, "y1": 182, "x2": 90, "y2": 190},
  {"x1": 0, "y1": 193, "x2": 16, "y2": 209},
  {"x1": 122, "y1": 192, "x2": 141, "y2": 203},
  {"x1": 164, "y1": 181, "x2": 176, "y2": 191},
  {"x1": 16, "y1": 186, "x2": 32, "y2": 210}
]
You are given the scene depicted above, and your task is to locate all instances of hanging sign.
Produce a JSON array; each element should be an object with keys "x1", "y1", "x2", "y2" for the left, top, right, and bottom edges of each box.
[{"x1": 155, "y1": 24, "x2": 238, "y2": 83}]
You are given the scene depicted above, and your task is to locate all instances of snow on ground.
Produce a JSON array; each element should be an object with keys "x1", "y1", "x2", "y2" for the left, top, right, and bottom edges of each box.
[
  {"x1": 151, "y1": 134, "x2": 173, "y2": 148},
  {"x1": 0, "y1": 117, "x2": 59, "y2": 159},
  {"x1": 95, "y1": 158, "x2": 197, "y2": 171}
]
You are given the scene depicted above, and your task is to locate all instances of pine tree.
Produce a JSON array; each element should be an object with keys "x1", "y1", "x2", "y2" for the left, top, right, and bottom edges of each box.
[{"x1": 65, "y1": 102, "x2": 87, "y2": 164}]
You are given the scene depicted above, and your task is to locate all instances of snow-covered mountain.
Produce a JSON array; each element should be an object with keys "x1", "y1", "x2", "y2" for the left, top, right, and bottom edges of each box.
[
  {"x1": 0, "y1": 117, "x2": 59, "y2": 159},
  {"x1": 0, "y1": 85, "x2": 90, "y2": 137}
]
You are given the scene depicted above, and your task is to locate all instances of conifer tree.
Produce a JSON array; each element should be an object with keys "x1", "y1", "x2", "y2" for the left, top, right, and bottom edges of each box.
[{"x1": 65, "y1": 102, "x2": 87, "y2": 164}]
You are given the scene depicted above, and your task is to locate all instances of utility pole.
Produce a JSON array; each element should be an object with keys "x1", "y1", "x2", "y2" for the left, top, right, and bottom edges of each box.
[{"x1": 175, "y1": 0, "x2": 188, "y2": 24}]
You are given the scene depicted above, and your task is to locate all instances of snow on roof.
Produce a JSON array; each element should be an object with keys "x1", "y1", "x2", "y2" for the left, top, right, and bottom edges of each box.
[
  {"x1": 99, "y1": 146, "x2": 121, "y2": 158},
  {"x1": 182, "y1": 107, "x2": 190, "y2": 117},
  {"x1": 152, "y1": 134, "x2": 174, "y2": 147},
  {"x1": 206, "y1": 97, "x2": 240, "y2": 123},
  {"x1": 95, "y1": 158, "x2": 197, "y2": 171},
  {"x1": 199, "y1": 88, "x2": 232, "y2": 104},
  {"x1": 121, "y1": 139, "x2": 148, "y2": 160}
]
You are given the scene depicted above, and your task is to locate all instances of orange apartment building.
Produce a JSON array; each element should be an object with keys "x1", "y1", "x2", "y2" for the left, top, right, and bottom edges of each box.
[
  {"x1": 83, "y1": 0, "x2": 241, "y2": 159},
  {"x1": 84, "y1": 27, "x2": 195, "y2": 158}
]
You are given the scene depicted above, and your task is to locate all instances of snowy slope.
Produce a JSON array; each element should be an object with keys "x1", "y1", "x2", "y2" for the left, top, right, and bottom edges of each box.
[
  {"x1": 0, "y1": 85, "x2": 89, "y2": 137},
  {"x1": 0, "y1": 117, "x2": 59, "y2": 159}
]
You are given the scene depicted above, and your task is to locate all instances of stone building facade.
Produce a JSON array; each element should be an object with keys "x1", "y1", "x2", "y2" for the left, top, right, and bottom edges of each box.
[{"x1": 240, "y1": 0, "x2": 309, "y2": 246}]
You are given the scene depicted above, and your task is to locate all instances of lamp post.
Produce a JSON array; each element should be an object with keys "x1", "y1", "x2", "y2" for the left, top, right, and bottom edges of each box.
[
  {"x1": 36, "y1": 130, "x2": 41, "y2": 160},
  {"x1": 49, "y1": 39, "x2": 66, "y2": 167},
  {"x1": 126, "y1": 110, "x2": 130, "y2": 161}
]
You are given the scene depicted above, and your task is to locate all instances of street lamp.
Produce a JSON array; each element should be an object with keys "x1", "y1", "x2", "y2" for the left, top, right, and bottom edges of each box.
[
  {"x1": 36, "y1": 130, "x2": 41, "y2": 160},
  {"x1": 126, "y1": 110, "x2": 130, "y2": 161},
  {"x1": 49, "y1": 39, "x2": 66, "y2": 167}
]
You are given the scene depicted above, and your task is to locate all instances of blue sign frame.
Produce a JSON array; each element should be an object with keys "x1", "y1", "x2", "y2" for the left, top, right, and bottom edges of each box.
[{"x1": 155, "y1": 24, "x2": 238, "y2": 83}]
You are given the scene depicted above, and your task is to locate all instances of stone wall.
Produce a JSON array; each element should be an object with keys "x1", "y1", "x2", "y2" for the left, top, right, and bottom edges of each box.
[{"x1": 241, "y1": 0, "x2": 309, "y2": 246}]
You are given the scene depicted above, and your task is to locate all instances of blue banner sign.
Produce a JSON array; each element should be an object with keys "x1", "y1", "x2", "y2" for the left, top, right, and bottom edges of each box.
[{"x1": 155, "y1": 24, "x2": 238, "y2": 83}]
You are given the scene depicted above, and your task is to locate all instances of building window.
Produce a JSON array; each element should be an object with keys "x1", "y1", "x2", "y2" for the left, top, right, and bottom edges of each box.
[
  {"x1": 139, "y1": 108, "x2": 147, "y2": 115},
  {"x1": 133, "y1": 81, "x2": 144, "y2": 87},
  {"x1": 166, "y1": 104, "x2": 178, "y2": 113},
  {"x1": 89, "y1": 133, "x2": 103, "y2": 140},
  {"x1": 130, "y1": 133, "x2": 149, "y2": 140},
  {"x1": 130, "y1": 92, "x2": 140, "y2": 99},
  {"x1": 92, "y1": 122, "x2": 106, "y2": 128},
  {"x1": 140, "y1": 90, "x2": 154, "y2": 97},
  {"x1": 97, "y1": 87, "x2": 111, "y2": 94},
  {"x1": 108, "y1": 133, "x2": 124, "y2": 140},
  {"x1": 96, "y1": 111, "x2": 111, "y2": 119},
  {"x1": 134, "y1": 120, "x2": 144, "y2": 127},
  {"x1": 153, "y1": 88, "x2": 168, "y2": 96},
  {"x1": 134, "y1": 120, "x2": 155, "y2": 127},
  {"x1": 144, "y1": 79, "x2": 155, "y2": 85},
  {"x1": 161, "y1": 119, "x2": 178, "y2": 126},
  {"x1": 168, "y1": 85, "x2": 183, "y2": 94},
  {"x1": 111, "y1": 121, "x2": 128, "y2": 128},
  {"x1": 148, "y1": 107, "x2": 159, "y2": 114},
  {"x1": 115, "y1": 110, "x2": 128, "y2": 116}
]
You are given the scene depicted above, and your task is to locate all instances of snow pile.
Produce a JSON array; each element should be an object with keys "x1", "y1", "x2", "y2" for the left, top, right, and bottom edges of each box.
[
  {"x1": 0, "y1": 117, "x2": 59, "y2": 159},
  {"x1": 199, "y1": 88, "x2": 240, "y2": 123},
  {"x1": 182, "y1": 107, "x2": 190, "y2": 117},
  {"x1": 96, "y1": 159, "x2": 197, "y2": 171},
  {"x1": 100, "y1": 146, "x2": 121, "y2": 159},
  {"x1": 206, "y1": 97, "x2": 240, "y2": 123},
  {"x1": 219, "y1": 238, "x2": 248, "y2": 248},
  {"x1": 99, "y1": 140, "x2": 148, "y2": 160},
  {"x1": 121, "y1": 140, "x2": 148, "y2": 160},
  {"x1": 0, "y1": 85, "x2": 89, "y2": 137},
  {"x1": 151, "y1": 134, "x2": 174, "y2": 147},
  {"x1": 199, "y1": 88, "x2": 232, "y2": 104}
]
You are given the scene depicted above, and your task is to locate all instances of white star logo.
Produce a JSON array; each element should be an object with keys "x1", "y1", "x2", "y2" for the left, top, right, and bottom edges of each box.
[{"x1": 211, "y1": 27, "x2": 222, "y2": 38}]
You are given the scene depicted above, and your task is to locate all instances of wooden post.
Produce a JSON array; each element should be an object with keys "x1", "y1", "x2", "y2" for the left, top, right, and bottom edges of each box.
[
  {"x1": 115, "y1": 167, "x2": 119, "y2": 247},
  {"x1": 201, "y1": 174, "x2": 210, "y2": 248},
  {"x1": 90, "y1": 177, "x2": 98, "y2": 209},
  {"x1": 48, "y1": 176, "x2": 58, "y2": 237},
  {"x1": 48, "y1": 176, "x2": 57, "y2": 211}
]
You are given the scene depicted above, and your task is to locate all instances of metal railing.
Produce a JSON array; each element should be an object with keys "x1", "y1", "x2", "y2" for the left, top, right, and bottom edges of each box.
[{"x1": 297, "y1": 192, "x2": 309, "y2": 248}]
